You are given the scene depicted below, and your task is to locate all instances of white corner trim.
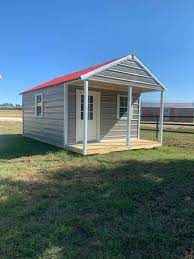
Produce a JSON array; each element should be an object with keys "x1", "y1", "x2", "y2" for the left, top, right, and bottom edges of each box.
[
  {"x1": 64, "y1": 83, "x2": 68, "y2": 146},
  {"x1": 80, "y1": 54, "x2": 133, "y2": 80},
  {"x1": 133, "y1": 56, "x2": 167, "y2": 91}
]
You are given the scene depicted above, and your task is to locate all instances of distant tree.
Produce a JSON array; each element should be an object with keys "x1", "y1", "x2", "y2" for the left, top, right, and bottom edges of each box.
[{"x1": 0, "y1": 103, "x2": 14, "y2": 107}]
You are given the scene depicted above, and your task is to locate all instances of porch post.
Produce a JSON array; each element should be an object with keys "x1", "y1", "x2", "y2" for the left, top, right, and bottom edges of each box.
[
  {"x1": 159, "y1": 90, "x2": 164, "y2": 145},
  {"x1": 83, "y1": 80, "x2": 88, "y2": 155},
  {"x1": 138, "y1": 94, "x2": 141, "y2": 139},
  {"x1": 127, "y1": 86, "x2": 132, "y2": 149}
]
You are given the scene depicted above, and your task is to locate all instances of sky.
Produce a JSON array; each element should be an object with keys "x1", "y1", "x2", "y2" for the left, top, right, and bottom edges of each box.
[{"x1": 0, "y1": 0, "x2": 194, "y2": 104}]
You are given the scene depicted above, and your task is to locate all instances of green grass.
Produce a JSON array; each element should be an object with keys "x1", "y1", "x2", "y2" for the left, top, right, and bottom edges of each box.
[{"x1": 0, "y1": 122, "x2": 194, "y2": 258}]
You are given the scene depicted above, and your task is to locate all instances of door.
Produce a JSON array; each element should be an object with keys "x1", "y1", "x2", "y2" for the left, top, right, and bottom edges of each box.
[{"x1": 76, "y1": 90, "x2": 100, "y2": 142}]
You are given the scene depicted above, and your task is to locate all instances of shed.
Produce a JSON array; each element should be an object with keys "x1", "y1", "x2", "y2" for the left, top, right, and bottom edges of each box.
[{"x1": 21, "y1": 54, "x2": 166, "y2": 155}]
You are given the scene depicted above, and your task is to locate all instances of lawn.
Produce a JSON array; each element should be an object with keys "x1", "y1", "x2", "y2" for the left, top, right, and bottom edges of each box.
[{"x1": 0, "y1": 122, "x2": 194, "y2": 258}]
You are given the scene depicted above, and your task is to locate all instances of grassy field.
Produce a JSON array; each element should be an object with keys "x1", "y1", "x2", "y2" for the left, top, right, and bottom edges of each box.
[
  {"x1": 0, "y1": 109, "x2": 22, "y2": 118},
  {"x1": 0, "y1": 122, "x2": 194, "y2": 258}
]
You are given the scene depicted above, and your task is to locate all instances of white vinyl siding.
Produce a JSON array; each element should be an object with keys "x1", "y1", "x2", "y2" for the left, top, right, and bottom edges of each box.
[
  {"x1": 23, "y1": 84, "x2": 64, "y2": 148},
  {"x1": 89, "y1": 59, "x2": 162, "y2": 91}
]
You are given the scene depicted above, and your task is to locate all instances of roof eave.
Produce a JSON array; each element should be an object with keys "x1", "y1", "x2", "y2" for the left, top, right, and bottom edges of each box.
[{"x1": 20, "y1": 77, "x2": 82, "y2": 95}]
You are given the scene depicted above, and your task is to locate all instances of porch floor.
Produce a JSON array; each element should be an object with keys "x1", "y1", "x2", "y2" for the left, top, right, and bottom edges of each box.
[{"x1": 67, "y1": 138, "x2": 161, "y2": 155}]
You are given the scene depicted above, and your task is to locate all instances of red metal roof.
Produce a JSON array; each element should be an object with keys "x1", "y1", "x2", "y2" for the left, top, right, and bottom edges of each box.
[{"x1": 21, "y1": 56, "x2": 123, "y2": 94}]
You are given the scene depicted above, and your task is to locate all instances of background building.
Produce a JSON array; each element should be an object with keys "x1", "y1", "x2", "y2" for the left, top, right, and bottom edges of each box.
[{"x1": 142, "y1": 101, "x2": 194, "y2": 122}]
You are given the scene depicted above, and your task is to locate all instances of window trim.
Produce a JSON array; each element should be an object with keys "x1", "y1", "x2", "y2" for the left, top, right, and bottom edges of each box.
[
  {"x1": 35, "y1": 93, "x2": 43, "y2": 117},
  {"x1": 117, "y1": 94, "x2": 129, "y2": 120}
]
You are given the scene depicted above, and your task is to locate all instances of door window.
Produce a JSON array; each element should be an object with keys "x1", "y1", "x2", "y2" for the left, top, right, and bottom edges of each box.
[{"x1": 81, "y1": 95, "x2": 93, "y2": 120}]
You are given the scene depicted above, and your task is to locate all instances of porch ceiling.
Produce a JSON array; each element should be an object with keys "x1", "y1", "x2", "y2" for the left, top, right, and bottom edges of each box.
[{"x1": 70, "y1": 79, "x2": 161, "y2": 93}]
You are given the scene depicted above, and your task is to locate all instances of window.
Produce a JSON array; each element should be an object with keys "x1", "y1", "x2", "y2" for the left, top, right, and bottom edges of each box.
[
  {"x1": 164, "y1": 108, "x2": 170, "y2": 116},
  {"x1": 80, "y1": 95, "x2": 93, "y2": 120},
  {"x1": 117, "y1": 95, "x2": 128, "y2": 119},
  {"x1": 35, "y1": 94, "x2": 43, "y2": 117}
]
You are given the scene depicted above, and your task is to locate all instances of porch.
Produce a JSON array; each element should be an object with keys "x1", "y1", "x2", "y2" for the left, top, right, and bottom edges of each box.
[
  {"x1": 67, "y1": 138, "x2": 161, "y2": 155},
  {"x1": 65, "y1": 79, "x2": 164, "y2": 155},
  {"x1": 64, "y1": 54, "x2": 166, "y2": 155}
]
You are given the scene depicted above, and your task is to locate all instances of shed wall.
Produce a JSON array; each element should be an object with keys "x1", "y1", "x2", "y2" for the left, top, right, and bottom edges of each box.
[
  {"x1": 100, "y1": 89, "x2": 140, "y2": 140},
  {"x1": 23, "y1": 83, "x2": 140, "y2": 147},
  {"x1": 22, "y1": 84, "x2": 64, "y2": 147}
]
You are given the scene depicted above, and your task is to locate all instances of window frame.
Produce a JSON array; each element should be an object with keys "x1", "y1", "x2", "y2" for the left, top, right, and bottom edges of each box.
[
  {"x1": 164, "y1": 107, "x2": 171, "y2": 116},
  {"x1": 35, "y1": 93, "x2": 43, "y2": 117},
  {"x1": 80, "y1": 94, "x2": 94, "y2": 121},
  {"x1": 117, "y1": 94, "x2": 129, "y2": 120}
]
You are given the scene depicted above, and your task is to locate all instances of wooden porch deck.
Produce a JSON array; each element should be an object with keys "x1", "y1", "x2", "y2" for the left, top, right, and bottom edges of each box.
[{"x1": 67, "y1": 138, "x2": 161, "y2": 155}]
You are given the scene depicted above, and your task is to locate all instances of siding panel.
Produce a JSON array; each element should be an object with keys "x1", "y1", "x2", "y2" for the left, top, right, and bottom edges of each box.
[
  {"x1": 89, "y1": 59, "x2": 161, "y2": 90},
  {"x1": 99, "y1": 70, "x2": 157, "y2": 85},
  {"x1": 112, "y1": 64, "x2": 149, "y2": 76},
  {"x1": 100, "y1": 89, "x2": 140, "y2": 140},
  {"x1": 23, "y1": 83, "x2": 64, "y2": 147}
]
